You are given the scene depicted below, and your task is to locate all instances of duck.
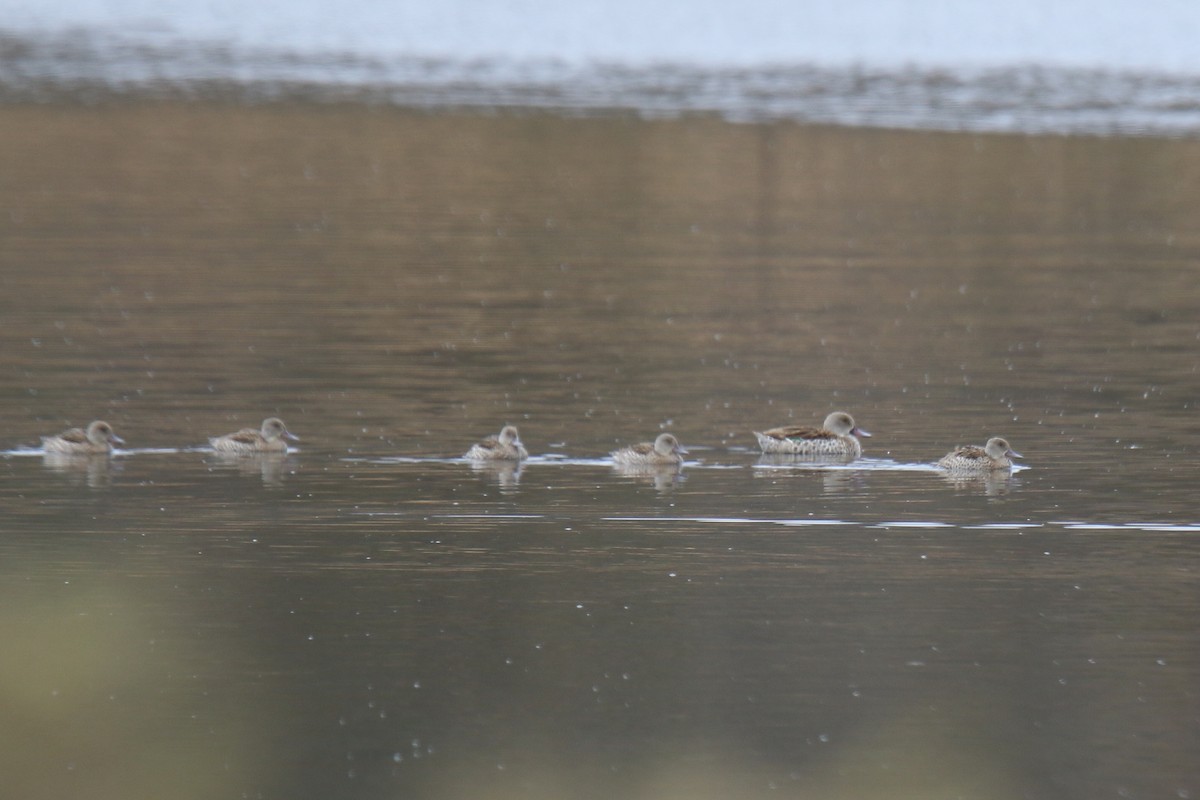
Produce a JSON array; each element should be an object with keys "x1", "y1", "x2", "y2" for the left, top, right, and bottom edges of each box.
[
  {"x1": 464, "y1": 425, "x2": 528, "y2": 461},
  {"x1": 41, "y1": 420, "x2": 125, "y2": 455},
  {"x1": 937, "y1": 437, "x2": 1021, "y2": 472},
  {"x1": 611, "y1": 433, "x2": 688, "y2": 466},
  {"x1": 209, "y1": 417, "x2": 299, "y2": 454},
  {"x1": 753, "y1": 411, "x2": 870, "y2": 458}
]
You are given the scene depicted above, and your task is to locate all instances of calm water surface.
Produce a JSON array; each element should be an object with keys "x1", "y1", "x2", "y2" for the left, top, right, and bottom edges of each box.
[{"x1": 1, "y1": 105, "x2": 1198, "y2": 799}]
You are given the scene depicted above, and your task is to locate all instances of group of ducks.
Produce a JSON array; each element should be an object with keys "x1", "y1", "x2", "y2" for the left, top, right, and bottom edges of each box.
[
  {"x1": 606, "y1": 411, "x2": 1020, "y2": 473},
  {"x1": 40, "y1": 417, "x2": 300, "y2": 455},
  {"x1": 38, "y1": 411, "x2": 1022, "y2": 473}
]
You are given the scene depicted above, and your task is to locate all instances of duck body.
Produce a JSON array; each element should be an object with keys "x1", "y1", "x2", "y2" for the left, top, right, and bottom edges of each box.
[
  {"x1": 754, "y1": 411, "x2": 869, "y2": 458},
  {"x1": 464, "y1": 425, "x2": 528, "y2": 461},
  {"x1": 41, "y1": 420, "x2": 124, "y2": 455},
  {"x1": 937, "y1": 437, "x2": 1021, "y2": 472},
  {"x1": 611, "y1": 433, "x2": 688, "y2": 467},
  {"x1": 210, "y1": 417, "x2": 298, "y2": 454}
]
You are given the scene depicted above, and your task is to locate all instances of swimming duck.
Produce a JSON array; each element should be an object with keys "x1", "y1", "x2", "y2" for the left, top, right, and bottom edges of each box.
[
  {"x1": 464, "y1": 424, "x2": 528, "y2": 461},
  {"x1": 754, "y1": 411, "x2": 870, "y2": 458},
  {"x1": 41, "y1": 420, "x2": 125, "y2": 455},
  {"x1": 937, "y1": 437, "x2": 1021, "y2": 472},
  {"x1": 611, "y1": 433, "x2": 688, "y2": 466},
  {"x1": 209, "y1": 417, "x2": 299, "y2": 454}
]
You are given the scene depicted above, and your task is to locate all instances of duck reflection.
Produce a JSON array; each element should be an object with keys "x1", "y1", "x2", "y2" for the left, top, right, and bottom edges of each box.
[
  {"x1": 207, "y1": 451, "x2": 293, "y2": 486},
  {"x1": 41, "y1": 452, "x2": 120, "y2": 488},
  {"x1": 753, "y1": 455, "x2": 866, "y2": 494},
  {"x1": 940, "y1": 470, "x2": 1020, "y2": 497},
  {"x1": 819, "y1": 469, "x2": 867, "y2": 495},
  {"x1": 612, "y1": 462, "x2": 686, "y2": 493},
  {"x1": 468, "y1": 458, "x2": 524, "y2": 491}
]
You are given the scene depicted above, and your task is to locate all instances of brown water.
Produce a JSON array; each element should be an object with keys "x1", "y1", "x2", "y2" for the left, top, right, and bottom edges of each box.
[{"x1": 2, "y1": 104, "x2": 1198, "y2": 800}]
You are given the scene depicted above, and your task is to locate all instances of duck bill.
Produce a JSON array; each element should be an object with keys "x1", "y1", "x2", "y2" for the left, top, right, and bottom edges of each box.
[
  {"x1": 1007, "y1": 448, "x2": 1022, "y2": 459},
  {"x1": 284, "y1": 431, "x2": 300, "y2": 442},
  {"x1": 852, "y1": 427, "x2": 872, "y2": 438},
  {"x1": 111, "y1": 434, "x2": 126, "y2": 445},
  {"x1": 675, "y1": 445, "x2": 690, "y2": 456}
]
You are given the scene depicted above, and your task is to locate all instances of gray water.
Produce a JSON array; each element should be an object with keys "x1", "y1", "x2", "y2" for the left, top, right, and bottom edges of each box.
[{"x1": 2, "y1": 105, "x2": 1198, "y2": 799}]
